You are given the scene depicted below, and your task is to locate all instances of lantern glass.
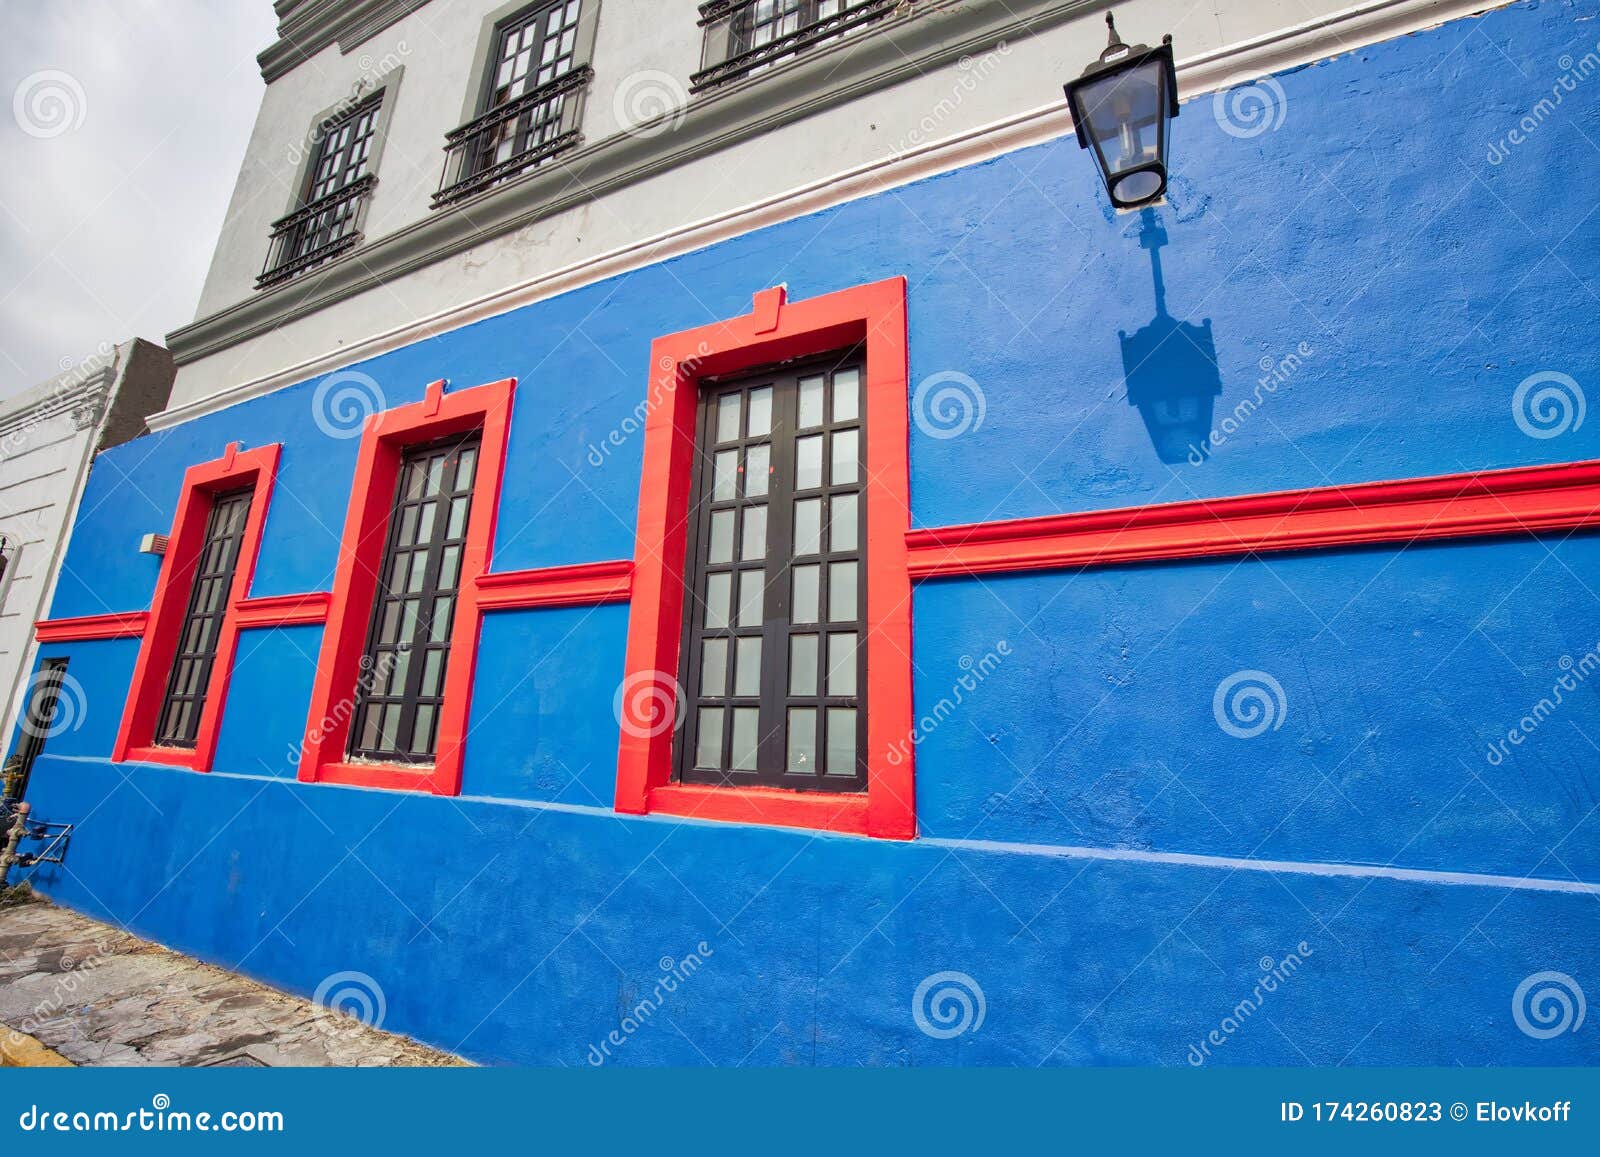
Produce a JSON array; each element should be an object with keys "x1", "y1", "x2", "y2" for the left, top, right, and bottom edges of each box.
[{"x1": 1077, "y1": 58, "x2": 1168, "y2": 205}]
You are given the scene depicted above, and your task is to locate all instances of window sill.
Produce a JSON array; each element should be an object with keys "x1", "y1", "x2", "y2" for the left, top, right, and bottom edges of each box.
[
  {"x1": 312, "y1": 760, "x2": 450, "y2": 794},
  {"x1": 644, "y1": 782, "x2": 872, "y2": 837},
  {"x1": 119, "y1": 745, "x2": 203, "y2": 772}
]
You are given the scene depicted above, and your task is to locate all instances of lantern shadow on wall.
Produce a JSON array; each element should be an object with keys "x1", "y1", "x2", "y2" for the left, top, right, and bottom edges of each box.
[{"x1": 1119, "y1": 209, "x2": 1222, "y2": 465}]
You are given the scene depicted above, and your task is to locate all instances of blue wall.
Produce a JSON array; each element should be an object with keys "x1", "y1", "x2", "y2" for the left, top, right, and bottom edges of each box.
[{"x1": 18, "y1": 1, "x2": 1600, "y2": 1066}]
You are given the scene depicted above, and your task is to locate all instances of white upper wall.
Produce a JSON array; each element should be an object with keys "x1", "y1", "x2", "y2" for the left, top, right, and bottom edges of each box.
[{"x1": 170, "y1": 0, "x2": 1494, "y2": 417}]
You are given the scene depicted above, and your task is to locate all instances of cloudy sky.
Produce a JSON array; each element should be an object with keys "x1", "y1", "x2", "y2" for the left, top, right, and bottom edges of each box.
[{"x1": 0, "y1": 1, "x2": 276, "y2": 398}]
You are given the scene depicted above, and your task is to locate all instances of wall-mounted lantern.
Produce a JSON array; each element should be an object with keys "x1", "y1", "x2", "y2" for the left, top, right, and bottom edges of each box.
[{"x1": 1064, "y1": 13, "x2": 1179, "y2": 210}]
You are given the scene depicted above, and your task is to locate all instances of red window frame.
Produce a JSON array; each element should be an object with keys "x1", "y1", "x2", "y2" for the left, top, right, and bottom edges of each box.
[
  {"x1": 616, "y1": 278, "x2": 915, "y2": 839},
  {"x1": 113, "y1": 441, "x2": 281, "y2": 771},
  {"x1": 298, "y1": 376, "x2": 514, "y2": 796}
]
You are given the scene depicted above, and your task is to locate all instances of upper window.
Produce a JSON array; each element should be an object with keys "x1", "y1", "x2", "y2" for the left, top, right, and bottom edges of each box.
[
  {"x1": 678, "y1": 354, "x2": 866, "y2": 791},
  {"x1": 258, "y1": 93, "x2": 385, "y2": 289},
  {"x1": 434, "y1": 0, "x2": 594, "y2": 208},
  {"x1": 692, "y1": 0, "x2": 900, "y2": 92},
  {"x1": 348, "y1": 433, "x2": 481, "y2": 764},
  {"x1": 156, "y1": 488, "x2": 253, "y2": 748}
]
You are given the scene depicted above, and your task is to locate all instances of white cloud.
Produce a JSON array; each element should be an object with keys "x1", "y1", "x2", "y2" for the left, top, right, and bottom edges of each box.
[{"x1": 0, "y1": 0, "x2": 276, "y2": 396}]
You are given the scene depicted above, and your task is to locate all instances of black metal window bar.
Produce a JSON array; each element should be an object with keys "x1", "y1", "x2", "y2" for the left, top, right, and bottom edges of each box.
[
  {"x1": 692, "y1": 0, "x2": 904, "y2": 92},
  {"x1": 157, "y1": 489, "x2": 253, "y2": 747},
  {"x1": 676, "y1": 350, "x2": 867, "y2": 793},
  {"x1": 257, "y1": 94, "x2": 383, "y2": 288},
  {"x1": 434, "y1": 0, "x2": 590, "y2": 208},
  {"x1": 348, "y1": 433, "x2": 481, "y2": 764}
]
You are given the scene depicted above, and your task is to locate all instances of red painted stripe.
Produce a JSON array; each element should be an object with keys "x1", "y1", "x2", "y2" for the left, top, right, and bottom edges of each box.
[
  {"x1": 472, "y1": 559, "x2": 632, "y2": 610},
  {"x1": 234, "y1": 591, "x2": 333, "y2": 628},
  {"x1": 647, "y1": 782, "x2": 869, "y2": 837},
  {"x1": 34, "y1": 611, "x2": 150, "y2": 643},
  {"x1": 906, "y1": 460, "x2": 1600, "y2": 579}
]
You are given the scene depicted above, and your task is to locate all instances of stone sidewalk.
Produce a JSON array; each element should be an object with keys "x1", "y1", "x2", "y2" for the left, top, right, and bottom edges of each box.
[{"x1": 0, "y1": 893, "x2": 460, "y2": 1066}]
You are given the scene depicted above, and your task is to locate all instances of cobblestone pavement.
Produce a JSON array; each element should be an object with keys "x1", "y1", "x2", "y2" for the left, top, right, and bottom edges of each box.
[{"x1": 0, "y1": 895, "x2": 460, "y2": 1066}]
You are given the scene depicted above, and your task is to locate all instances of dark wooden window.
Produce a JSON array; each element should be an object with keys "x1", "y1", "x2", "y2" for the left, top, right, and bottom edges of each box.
[
  {"x1": 677, "y1": 350, "x2": 866, "y2": 792},
  {"x1": 156, "y1": 489, "x2": 253, "y2": 747},
  {"x1": 435, "y1": 0, "x2": 587, "y2": 205},
  {"x1": 258, "y1": 94, "x2": 383, "y2": 288},
  {"x1": 348, "y1": 433, "x2": 481, "y2": 764}
]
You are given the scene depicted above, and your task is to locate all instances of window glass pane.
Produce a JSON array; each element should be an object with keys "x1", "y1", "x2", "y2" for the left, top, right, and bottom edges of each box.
[
  {"x1": 713, "y1": 450, "x2": 738, "y2": 500},
  {"x1": 455, "y1": 447, "x2": 478, "y2": 490},
  {"x1": 708, "y1": 509, "x2": 735, "y2": 564},
  {"x1": 787, "y1": 708, "x2": 816, "y2": 772},
  {"x1": 704, "y1": 572, "x2": 731, "y2": 628},
  {"x1": 701, "y1": 638, "x2": 728, "y2": 697},
  {"x1": 829, "y1": 494, "x2": 857, "y2": 552},
  {"x1": 794, "y1": 498, "x2": 822, "y2": 556},
  {"x1": 792, "y1": 564, "x2": 819, "y2": 624},
  {"x1": 387, "y1": 650, "x2": 412, "y2": 696},
  {"x1": 695, "y1": 708, "x2": 724, "y2": 768},
  {"x1": 789, "y1": 635, "x2": 818, "y2": 696},
  {"x1": 827, "y1": 633, "x2": 857, "y2": 696},
  {"x1": 796, "y1": 435, "x2": 823, "y2": 490},
  {"x1": 447, "y1": 497, "x2": 469, "y2": 539},
  {"x1": 735, "y1": 637, "x2": 762, "y2": 697},
  {"x1": 407, "y1": 551, "x2": 428, "y2": 593},
  {"x1": 716, "y1": 393, "x2": 741, "y2": 443},
  {"x1": 828, "y1": 561, "x2": 857, "y2": 622},
  {"x1": 737, "y1": 569, "x2": 764, "y2": 628},
  {"x1": 832, "y1": 367, "x2": 860, "y2": 422},
  {"x1": 747, "y1": 386, "x2": 773, "y2": 437},
  {"x1": 430, "y1": 596, "x2": 454, "y2": 642},
  {"x1": 831, "y1": 429, "x2": 859, "y2": 485},
  {"x1": 411, "y1": 704, "x2": 437, "y2": 755},
  {"x1": 730, "y1": 708, "x2": 759, "y2": 771},
  {"x1": 741, "y1": 505, "x2": 767, "y2": 561},
  {"x1": 416, "y1": 502, "x2": 437, "y2": 544},
  {"x1": 746, "y1": 443, "x2": 770, "y2": 497},
  {"x1": 798, "y1": 376, "x2": 824, "y2": 428},
  {"x1": 825, "y1": 708, "x2": 857, "y2": 775},
  {"x1": 439, "y1": 545, "x2": 462, "y2": 589}
]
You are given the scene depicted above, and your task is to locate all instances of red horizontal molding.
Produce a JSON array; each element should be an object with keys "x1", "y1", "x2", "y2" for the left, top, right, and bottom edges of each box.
[
  {"x1": 234, "y1": 591, "x2": 333, "y2": 628},
  {"x1": 906, "y1": 460, "x2": 1600, "y2": 579},
  {"x1": 35, "y1": 610, "x2": 150, "y2": 643},
  {"x1": 646, "y1": 782, "x2": 870, "y2": 837},
  {"x1": 473, "y1": 559, "x2": 632, "y2": 610}
]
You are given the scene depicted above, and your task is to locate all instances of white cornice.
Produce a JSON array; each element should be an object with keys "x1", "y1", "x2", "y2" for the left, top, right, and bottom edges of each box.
[{"x1": 149, "y1": 0, "x2": 1511, "y2": 433}]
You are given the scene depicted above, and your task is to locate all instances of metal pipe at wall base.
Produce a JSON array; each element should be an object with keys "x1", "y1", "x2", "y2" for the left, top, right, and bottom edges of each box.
[{"x1": 0, "y1": 802, "x2": 30, "y2": 890}]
